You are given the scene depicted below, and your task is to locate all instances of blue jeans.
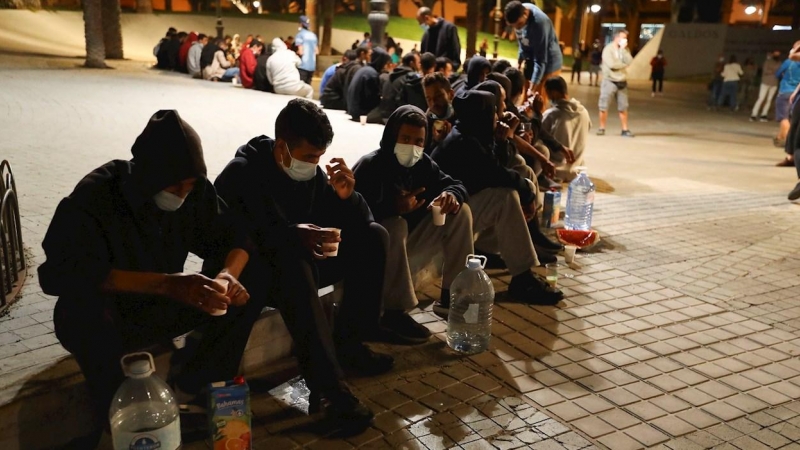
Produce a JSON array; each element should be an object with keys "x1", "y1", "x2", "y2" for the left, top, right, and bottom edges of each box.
[
  {"x1": 718, "y1": 81, "x2": 738, "y2": 110},
  {"x1": 222, "y1": 67, "x2": 240, "y2": 81},
  {"x1": 708, "y1": 78, "x2": 722, "y2": 106}
]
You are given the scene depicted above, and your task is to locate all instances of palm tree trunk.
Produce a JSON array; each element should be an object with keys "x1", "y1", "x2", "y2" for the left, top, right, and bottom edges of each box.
[
  {"x1": 466, "y1": 0, "x2": 480, "y2": 58},
  {"x1": 83, "y1": 0, "x2": 107, "y2": 68},
  {"x1": 165, "y1": 0, "x2": 172, "y2": 11},
  {"x1": 102, "y1": 0, "x2": 124, "y2": 59},
  {"x1": 137, "y1": 0, "x2": 153, "y2": 13},
  {"x1": 321, "y1": 0, "x2": 333, "y2": 55}
]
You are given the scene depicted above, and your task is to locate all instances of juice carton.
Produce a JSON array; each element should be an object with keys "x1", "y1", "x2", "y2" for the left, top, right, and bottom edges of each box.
[
  {"x1": 208, "y1": 377, "x2": 251, "y2": 450},
  {"x1": 541, "y1": 189, "x2": 562, "y2": 228}
]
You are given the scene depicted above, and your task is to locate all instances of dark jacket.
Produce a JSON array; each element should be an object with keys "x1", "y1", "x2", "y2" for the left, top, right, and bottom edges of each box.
[
  {"x1": 347, "y1": 49, "x2": 392, "y2": 120},
  {"x1": 353, "y1": 105, "x2": 468, "y2": 231},
  {"x1": 399, "y1": 73, "x2": 428, "y2": 113},
  {"x1": 378, "y1": 65, "x2": 416, "y2": 121},
  {"x1": 321, "y1": 60, "x2": 362, "y2": 110},
  {"x1": 254, "y1": 53, "x2": 274, "y2": 92},
  {"x1": 213, "y1": 135, "x2": 374, "y2": 257},
  {"x1": 200, "y1": 42, "x2": 221, "y2": 70},
  {"x1": 458, "y1": 56, "x2": 491, "y2": 93},
  {"x1": 39, "y1": 111, "x2": 243, "y2": 316},
  {"x1": 421, "y1": 19, "x2": 462, "y2": 71},
  {"x1": 432, "y1": 90, "x2": 535, "y2": 205},
  {"x1": 157, "y1": 36, "x2": 181, "y2": 70}
]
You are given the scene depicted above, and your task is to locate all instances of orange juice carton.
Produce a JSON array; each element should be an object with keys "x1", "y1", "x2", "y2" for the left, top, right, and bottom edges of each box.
[{"x1": 208, "y1": 377, "x2": 251, "y2": 450}]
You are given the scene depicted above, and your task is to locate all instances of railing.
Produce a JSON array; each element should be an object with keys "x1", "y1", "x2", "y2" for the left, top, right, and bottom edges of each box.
[{"x1": 0, "y1": 161, "x2": 25, "y2": 314}]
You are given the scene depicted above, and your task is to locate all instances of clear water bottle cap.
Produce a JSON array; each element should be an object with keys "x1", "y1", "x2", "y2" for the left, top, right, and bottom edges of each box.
[
  {"x1": 121, "y1": 352, "x2": 156, "y2": 379},
  {"x1": 465, "y1": 254, "x2": 487, "y2": 270},
  {"x1": 575, "y1": 166, "x2": 588, "y2": 174}
]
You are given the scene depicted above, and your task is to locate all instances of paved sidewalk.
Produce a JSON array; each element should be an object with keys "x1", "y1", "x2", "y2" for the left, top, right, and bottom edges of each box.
[{"x1": 3, "y1": 54, "x2": 800, "y2": 449}]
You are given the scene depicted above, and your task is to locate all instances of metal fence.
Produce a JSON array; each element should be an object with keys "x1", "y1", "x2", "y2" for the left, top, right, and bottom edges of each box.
[{"x1": 0, "y1": 161, "x2": 25, "y2": 314}]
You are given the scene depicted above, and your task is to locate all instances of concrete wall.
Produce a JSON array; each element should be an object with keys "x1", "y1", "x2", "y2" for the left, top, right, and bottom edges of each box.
[{"x1": 625, "y1": 23, "x2": 800, "y2": 80}]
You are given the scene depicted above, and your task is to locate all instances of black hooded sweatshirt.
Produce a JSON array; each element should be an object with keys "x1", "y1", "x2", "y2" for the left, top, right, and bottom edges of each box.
[
  {"x1": 213, "y1": 136, "x2": 373, "y2": 257},
  {"x1": 200, "y1": 42, "x2": 221, "y2": 70},
  {"x1": 347, "y1": 48, "x2": 392, "y2": 120},
  {"x1": 254, "y1": 51, "x2": 274, "y2": 92},
  {"x1": 456, "y1": 56, "x2": 491, "y2": 93},
  {"x1": 432, "y1": 90, "x2": 536, "y2": 206},
  {"x1": 377, "y1": 65, "x2": 416, "y2": 121},
  {"x1": 352, "y1": 105, "x2": 468, "y2": 232},
  {"x1": 321, "y1": 60, "x2": 362, "y2": 111},
  {"x1": 39, "y1": 110, "x2": 245, "y2": 312},
  {"x1": 473, "y1": 80, "x2": 514, "y2": 167},
  {"x1": 420, "y1": 18, "x2": 462, "y2": 71}
]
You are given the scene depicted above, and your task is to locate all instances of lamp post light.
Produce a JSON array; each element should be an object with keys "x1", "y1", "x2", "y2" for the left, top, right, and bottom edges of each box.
[
  {"x1": 367, "y1": 0, "x2": 388, "y2": 48},
  {"x1": 590, "y1": 4, "x2": 601, "y2": 13},
  {"x1": 216, "y1": 0, "x2": 224, "y2": 38},
  {"x1": 744, "y1": 5, "x2": 757, "y2": 14},
  {"x1": 492, "y1": 1, "x2": 502, "y2": 60}
]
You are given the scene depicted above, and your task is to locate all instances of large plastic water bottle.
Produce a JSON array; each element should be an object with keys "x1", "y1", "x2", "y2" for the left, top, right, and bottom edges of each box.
[
  {"x1": 447, "y1": 255, "x2": 495, "y2": 355},
  {"x1": 110, "y1": 352, "x2": 182, "y2": 450},
  {"x1": 564, "y1": 167, "x2": 596, "y2": 231}
]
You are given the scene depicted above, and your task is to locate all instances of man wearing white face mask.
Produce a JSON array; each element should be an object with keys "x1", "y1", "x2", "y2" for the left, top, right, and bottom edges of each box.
[
  {"x1": 353, "y1": 105, "x2": 472, "y2": 321},
  {"x1": 214, "y1": 99, "x2": 395, "y2": 432},
  {"x1": 597, "y1": 30, "x2": 634, "y2": 137},
  {"x1": 39, "y1": 110, "x2": 256, "y2": 447}
]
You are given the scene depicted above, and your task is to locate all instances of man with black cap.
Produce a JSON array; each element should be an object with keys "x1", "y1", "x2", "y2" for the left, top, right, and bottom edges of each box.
[
  {"x1": 39, "y1": 110, "x2": 256, "y2": 447},
  {"x1": 213, "y1": 99, "x2": 394, "y2": 432},
  {"x1": 347, "y1": 47, "x2": 393, "y2": 122},
  {"x1": 295, "y1": 15, "x2": 319, "y2": 85}
]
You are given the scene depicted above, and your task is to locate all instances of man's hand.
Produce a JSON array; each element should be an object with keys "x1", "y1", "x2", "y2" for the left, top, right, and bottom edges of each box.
[
  {"x1": 432, "y1": 120, "x2": 452, "y2": 143},
  {"x1": 521, "y1": 201, "x2": 536, "y2": 222},
  {"x1": 396, "y1": 187, "x2": 427, "y2": 214},
  {"x1": 215, "y1": 271, "x2": 250, "y2": 306},
  {"x1": 541, "y1": 159, "x2": 556, "y2": 178},
  {"x1": 561, "y1": 147, "x2": 576, "y2": 164},
  {"x1": 530, "y1": 92, "x2": 544, "y2": 115},
  {"x1": 164, "y1": 273, "x2": 230, "y2": 315},
  {"x1": 494, "y1": 121, "x2": 513, "y2": 142},
  {"x1": 502, "y1": 112, "x2": 521, "y2": 134},
  {"x1": 297, "y1": 224, "x2": 340, "y2": 259},
  {"x1": 428, "y1": 191, "x2": 460, "y2": 214},
  {"x1": 326, "y1": 158, "x2": 356, "y2": 200}
]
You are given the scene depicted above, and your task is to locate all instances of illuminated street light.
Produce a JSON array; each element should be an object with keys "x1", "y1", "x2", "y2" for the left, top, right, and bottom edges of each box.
[
  {"x1": 590, "y1": 4, "x2": 601, "y2": 13},
  {"x1": 252, "y1": 1, "x2": 260, "y2": 7},
  {"x1": 744, "y1": 5, "x2": 757, "y2": 14}
]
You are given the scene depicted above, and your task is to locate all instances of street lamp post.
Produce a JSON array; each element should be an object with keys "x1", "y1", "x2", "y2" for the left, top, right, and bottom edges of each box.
[
  {"x1": 492, "y1": 0, "x2": 502, "y2": 60},
  {"x1": 216, "y1": 0, "x2": 224, "y2": 38},
  {"x1": 367, "y1": 0, "x2": 388, "y2": 48}
]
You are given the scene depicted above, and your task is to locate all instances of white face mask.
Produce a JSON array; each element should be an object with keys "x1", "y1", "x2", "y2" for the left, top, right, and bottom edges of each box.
[
  {"x1": 153, "y1": 190, "x2": 186, "y2": 212},
  {"x1": 394, "y1": 143, "x2": 424, "y2": 168},
  {"x1": 281, "y1": 144, "x2": 317, "y2": 181},
  {"x1": 619, "y1": 38, "x2": 628, "y2": 48}
]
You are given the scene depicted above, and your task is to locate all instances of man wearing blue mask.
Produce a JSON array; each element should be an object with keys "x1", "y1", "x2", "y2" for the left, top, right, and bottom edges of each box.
[
  {"x1": 417, "y1": 7, "x2": 462, "y2": 72},
  {"x1": 39, "y1": 110, "x2": 255, "y2": 447},
  {"x1": 353, "y1": 105, "x2": 472, "y2": 321},
  {"x1": 213, "y1": 99, "x2": 397, "y2": 433}
]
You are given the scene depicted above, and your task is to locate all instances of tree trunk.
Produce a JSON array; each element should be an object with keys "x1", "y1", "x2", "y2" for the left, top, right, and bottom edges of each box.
[
  {"x1": 572, "y1": 0, "x2": 584, "y2": 53},
  {"x1": 321, "y1": 0, "x2": 333, "y2": 55},
  {"x1": 83, "y1": 0, "x2": 107, "y2": 68},
  {"x1": 164, "y1": 0, "x2": 172, "y2": 11},
  {"x1": 102, "y1": 0, "x2": 124, "y2": 59},
  {"x1": 305, "y1": 0, "x2": 317, "y2": 37},
  {"x1": 389, "y1": 0, "x2": 399, "y2": 15},
  {"x1": 137, "y1": 0, "x2": 152, "y2": 13},
  {"x1": 466, "y1": 0, "x2": 480, "y2": 58}
]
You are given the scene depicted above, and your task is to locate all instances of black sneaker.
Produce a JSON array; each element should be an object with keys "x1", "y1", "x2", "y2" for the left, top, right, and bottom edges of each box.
[
  {"x1": 337, "y1": 342, "x2": 394, "y2": 376},
  {"x1": 309, "y1": 389, "x2": 374, "y2": 436},
  {"x1": 529, "y1": 220, "x2": 564, "y2": 252},
  {"x1": 789, "y1": 182, "x2": 800, "y2": 201},
  {"x1": 596, "y1": 128, "x2": 605, "y2": 136},
  {"x1": 535, "y1": 248, "x2": 558, "y2": 265},
  {"x1": 508, "y1": 271, "x2": 563, "y2": 305},
  {"x1": 749, "y1": 116, "x2": 757, "y2": 122},
  {"x1": 380, "y1": 310, "x2": 431, "y2": 345},
  {"x1": 621, "y1": 130, "x2": 634, "y2": 138},
  {"x1": 433, "y1": 289, "x2": 450, "y2": 319}
]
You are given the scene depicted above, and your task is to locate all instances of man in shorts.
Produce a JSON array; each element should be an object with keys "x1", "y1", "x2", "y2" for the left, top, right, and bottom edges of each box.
[
  {"x1": 589, "y1": 39, "x2": 602, "y2": 87},
  {"x1": 775, "y1": 41, "x2": 800, "y2": 152},
  {"x1": 597, "y1": 30, "x2": 633, "y2": 137}
]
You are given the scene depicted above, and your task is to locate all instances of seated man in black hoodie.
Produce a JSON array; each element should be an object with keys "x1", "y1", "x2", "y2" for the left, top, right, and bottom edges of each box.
[
  {"x1": 453, "y1": 55, "x2": 491, "y2": 93},
  {"x1": 422, "y1": 72, "x2": 456, "y2": 154},
  {"x1": 39, "y1": 110, "x2": 255, "y2": 447},
  {"x1": 376, "y1": 52, "x2": 421, "y2": 123},
  {"x1": 321, "y1": 47, "x2": 367, "y2": 110},
  {"x1": 432, "y1": 90, "x2": 564, "y2": 306},
  {"x1": 353, "y1": 105, "x2": 472, "y2": 321},
  {"x1": 347, "y1": 47, "x2": 392, "y2": 122},
  {"x1": 213, "y1": 99, "x2": 394, "y2": 430}
]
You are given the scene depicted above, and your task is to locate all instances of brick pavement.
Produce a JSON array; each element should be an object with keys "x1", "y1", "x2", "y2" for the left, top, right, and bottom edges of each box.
[{"x1": 4, "y1": 53, "x2": 800, "y2": 449}]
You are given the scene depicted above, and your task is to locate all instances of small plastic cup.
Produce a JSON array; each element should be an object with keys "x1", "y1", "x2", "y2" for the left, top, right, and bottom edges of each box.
[
  {"x1": 322, "y1": 228, "x2": 342, "y2": 257},
  {"x1": 564, "y1": 245, "x2": 577, "y2": 264},
  {"x1": 432, "y1": 204, "x2": 446, "y2": 226},
  {"x1": 208, "y1": 281, "x2": 228, "y2": 316},
  {"x1": 433, "y1": 120, "x2": 445, "y2": 132},
  {"x1": 360, "y1": 115, "x2": 367, "y2": 125},
  {"x1": 545, "y1": 263, "x2": 558, "y2": 288}
]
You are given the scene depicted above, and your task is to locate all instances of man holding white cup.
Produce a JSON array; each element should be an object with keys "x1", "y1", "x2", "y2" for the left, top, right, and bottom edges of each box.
[{"x1": 354, "y1": 105, "x2": 473, "y2": 322}]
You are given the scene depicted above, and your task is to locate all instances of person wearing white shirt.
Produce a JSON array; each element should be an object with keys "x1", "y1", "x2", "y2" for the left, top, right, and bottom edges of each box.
[{"x1": 718, "y1": 55, "x2": 744, "y2": 112}]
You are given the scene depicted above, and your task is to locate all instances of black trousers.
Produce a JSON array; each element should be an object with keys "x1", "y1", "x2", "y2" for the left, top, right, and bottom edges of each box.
[
  {"x1": 298, "y1": 69, "x2": 314, "y2": 84},
  {"x1": 53, "y1": 287, "x2": 264, "y2": 431},
  {"x1": 240, "y1": 222, "x2": 388, "y2": 394},
  {"x1": 652, "y1": 72, "x2": 664, "y2": 92}
]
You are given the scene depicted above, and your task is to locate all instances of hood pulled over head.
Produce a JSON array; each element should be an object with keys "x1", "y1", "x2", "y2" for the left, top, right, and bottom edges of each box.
[
  {"x1": 380, "y1": 104, "x2": 427, "y2": 153},
  {"x1": 466, "y1": 56, "x2": 491, "y2": 89},
  {"x1": 370, "y1": 47, "x2": 392, "y2": 73},
  {"x1": 454, "y1": 89, "x2": 496, "y2": 148}
]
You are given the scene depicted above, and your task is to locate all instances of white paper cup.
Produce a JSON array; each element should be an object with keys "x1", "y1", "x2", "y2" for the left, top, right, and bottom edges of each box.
[
  {"x1": 433, "y1": 120, "x2": 445, "y2": 132},
  {"x1": 432, "y1": 205, "x2": 446, "y2": 226},
  {"x1": 564, "y1": 245, "x2": 577, "y2": 264},
  {"x1": 322, "y1": 228, "x2": 342, "y2": 257},
  {"x1": 360, "y1": 115, "x2": 367, "y2": 125},
  {"x1": 208, "y1": 280, "x2": 228, "y2": 316}
]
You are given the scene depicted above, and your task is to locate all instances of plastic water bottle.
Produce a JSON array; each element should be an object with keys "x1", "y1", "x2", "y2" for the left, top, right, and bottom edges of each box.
[
  {"x1": 110, "y1": 352, "x2": 181, "y2": 450},
  {"x1": 564, "y1": 167, "x2": 596, "y2": 231},
  {"x1": 447, "y1": 255, "x2": 495, "y2": 355}
]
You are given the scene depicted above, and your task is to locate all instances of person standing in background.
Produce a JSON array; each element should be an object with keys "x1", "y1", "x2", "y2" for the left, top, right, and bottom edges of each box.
[
  {"x1": 589, "y1": 39, "x2": 602, "y2": 87},
  {"x1": 295, "y1": 15, "x2": 319, "y2": 85},
  {"x1": 417, "y1": 7, "x2": 462, "y2": 71},
  {"x1": 739, "y1": 58, "x2": 757, "y2": 108},
  {"x1": 751, "y1": 51, "x2": 782, "y2": 122},
  {"x1": 571, "y1": 40, "x2": 585, "y2": 85},
  {"x1": 718, "y1": 55, "x2": 743, "y2": 112},
  {"x1": 650, "y1": 49, "x2": 667, "y2": 97},
  {"x1": 774, "y1": 41, "x2": 800, "y2": 151},
  {"x1": 597, "y1": 30, "x2": 633, "y2": 137},
  {"x1": 708, "y1": 54, "x2": 725, "y2": 110}
]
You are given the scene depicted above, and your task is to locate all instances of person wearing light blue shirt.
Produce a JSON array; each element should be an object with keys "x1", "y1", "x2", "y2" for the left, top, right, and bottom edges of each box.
[
  {"x1": 504, "y1": 1, "x2": 563, "y2": 105},
  {"x1": 295, "y1": 15, "x2": 319, "y2": 84}
]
